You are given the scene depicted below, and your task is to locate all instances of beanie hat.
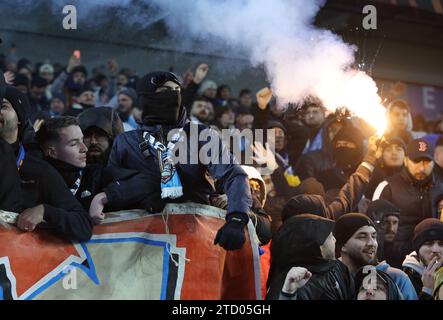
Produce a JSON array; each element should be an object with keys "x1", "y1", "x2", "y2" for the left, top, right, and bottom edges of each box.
[
  {"x1": 412, "y1": 218, "x2": 443, "y2": 252},
  {"x1": 298, "y1": 177, "x2": 326, "y2": 200},
  {"x1": 119, "y1": 88, "x2": 137, "y2": 103},
  {"x1": 197, "y1": 80, "x2": 217, "y2": 95},
  {"x1": 136, "y1": 71, "x2": 182, "y2": 96},
  {"x1": 267, "y1": 120, "x2": 287, "y2": 134},
  {"x1": 4, "y1": 86, "x2": 29, "y2": 138},
  {"x1": 282, "y1": 194, "x2": 327, "y2": 221},
  {"x1": 366, "y1": 199, "x2": 400, "y2": 221},
  {"x1": 39, "y1": 63, "x2": 54, "y2": 74},
  {"x1": 335, "y1": 213, "x2": 376, "y2": 248}
]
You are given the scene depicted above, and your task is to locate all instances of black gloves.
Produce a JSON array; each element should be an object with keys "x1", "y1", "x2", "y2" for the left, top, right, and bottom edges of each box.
[{"x1": 214, "y1": 212, "x2": 249, "y2": 251}]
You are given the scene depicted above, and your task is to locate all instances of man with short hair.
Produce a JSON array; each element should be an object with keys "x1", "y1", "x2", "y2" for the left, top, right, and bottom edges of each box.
[
  {"x1": 402, "y1": 218, "x2": 443, "y2": 300},
  {"x1": 385, "y1": 100, "x2": 414, "y2": 144},
  {"x1": 366, "y1": 199, "x2": 402, "y2": 267},
  {"x1": 335, "y1": 213, "x2": 417, "y2": 300},
  {"x1": 36, "y1": 115, "x2": 139, "y2": 216},
  {"x1": 189, "y1": 96, "x2": 214, "y2": 126},
  {"x1": 373, "y1": 138, "x2": 443, "y2": 260},
  {"x1": 238, "y1": 88, "x2": 253, "y2": 110},
  {"x1": 0, "y1": 86, "x2": 92, "y2": 241},
  {"x1": 27, "y1": 76, "x2": 49, "y2": 123}
]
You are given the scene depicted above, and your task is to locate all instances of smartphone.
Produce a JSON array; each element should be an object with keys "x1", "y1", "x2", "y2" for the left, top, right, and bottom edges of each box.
[{"x1": 73, "y1": 50, "x2": 81, "y2": 59}]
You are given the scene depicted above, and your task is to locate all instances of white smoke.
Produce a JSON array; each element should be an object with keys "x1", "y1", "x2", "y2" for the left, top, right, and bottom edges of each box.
[
  {"x1": 148, "y1": 0, "x2": 386, "y2": 131},
  {"x1": 6, "y1": 0, "x2": 386, "y2": 130}
]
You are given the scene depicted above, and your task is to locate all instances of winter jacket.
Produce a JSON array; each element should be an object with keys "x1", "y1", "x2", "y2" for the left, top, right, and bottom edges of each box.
[
  {"x1": 402, "y1": 251, "x2": 433, "y2": 300},
  {"x1": 276, "y1": 260, "x2": 355, "y2": 300},
  {"x1": 377, "y1": 261, "x2": 418, "y2": 300},
  {"x1": 0, "y1": 139, "x2": 22, "y2": 212},
  {"x1": 365, "y1": 165, "x2": 402, "y2": 200},
  {"x1": 13, "y1": 142, "x2": 93, "y2": 242},
  {"x1": 47, "y1": 159, "x2": 156, "y2": 212},
  {"x1": 373, "y1": 168, "x2": 442, "y2": 257},
  {"x1": 108, "y1": 107, "x2": 252, "y2": 215}
]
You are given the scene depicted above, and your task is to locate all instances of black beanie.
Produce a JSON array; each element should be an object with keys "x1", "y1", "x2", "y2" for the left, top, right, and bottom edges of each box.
[
  {"x1": 136, "y1": 71, "x2": 182, "y2": 96},
  {"x1": 366, "y1": 199, "x2": 400, "y2": 220},
  {"x1": 282, "y1": 194, "x2": 327, "y2": 222},
  {"x1": 0, "y1": 71, "x2": 5, "y2": 101},
  {"x1": 335, "y1": 213, "x2": 376, "y2": 248},
  {"x1": 4, "y1": 86, "x2": 28, "y2": 137},
  {"x1": 412, "y1": 218, "x2": 443, "y2": 252}
]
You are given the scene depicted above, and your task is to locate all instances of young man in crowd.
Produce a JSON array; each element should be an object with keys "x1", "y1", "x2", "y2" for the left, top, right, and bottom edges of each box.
[
  {"x1": 365, "y1": 136, "x2": 406, "y2": 199},
  {"x1": 373, "y1": 138, "x2": 443, "y2": 261},
  {"x1": 335, "y1": 213, "x2": 417, "y2": 299},
  {"x1": 0, "y1": 86, "x2": 92, "y2": 241},
  {"x1": 402, "y1": 218, "x2": 443, "y2": 300},
  {"x1": 36, "y1": 115, "x2": 142, "y2": 215},
  {"x1": 189, "y1": 96, "x2": 214, "y2": 126},
  {"x1": 366, "y1": 199, "x2": 402, "y2": 267}
]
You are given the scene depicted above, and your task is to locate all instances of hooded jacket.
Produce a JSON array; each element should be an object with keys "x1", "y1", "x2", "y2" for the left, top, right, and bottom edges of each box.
[
  {"x1": 354, "y1": 267, "x2": 402, "y2": 300},
  {"x1": 108, "y1": 106, "x2": 252, "y2": 215},
  {"x1": 267, "y1": 214, "x2": 354, "y2": 300},
  {"x1": 402, "y1": 251, "x2": 433, "y2": 300}
]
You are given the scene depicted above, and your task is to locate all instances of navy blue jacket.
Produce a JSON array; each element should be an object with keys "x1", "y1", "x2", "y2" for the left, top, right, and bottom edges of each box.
[{"x1": 107, "y1": 107, "x2": 252, "y2": 215}]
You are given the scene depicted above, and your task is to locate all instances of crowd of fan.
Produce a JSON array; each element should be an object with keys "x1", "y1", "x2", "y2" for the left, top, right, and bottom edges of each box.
[{"x1": 1, "y1": 49, "x2": 443, "y2": 300}]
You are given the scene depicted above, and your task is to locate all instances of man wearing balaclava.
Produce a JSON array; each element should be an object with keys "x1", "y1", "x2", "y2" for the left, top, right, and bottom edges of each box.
[
  {"x1": 0, "y1": 72, "x2": 23, "y2": 212},
  {"x1": 295, "y1": 121, "x2": 365, "y2": 192},
  {"x1": 99, "y1": 71, "x2": 252, "y2": 251}
]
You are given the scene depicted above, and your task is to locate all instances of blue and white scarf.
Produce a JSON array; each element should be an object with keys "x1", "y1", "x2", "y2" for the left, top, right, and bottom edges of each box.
[{"x1": 142, "y1": 131, "x2": 183, "y2": 199}]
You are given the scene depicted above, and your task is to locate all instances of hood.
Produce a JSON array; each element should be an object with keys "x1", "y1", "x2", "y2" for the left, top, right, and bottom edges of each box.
[
  {"x1": 241, "y1": 165, "x2": 266, "y2": 206},
  {"x1": 354, "y1": 267, "x2": 402, "y2": 300},
  {"x1": 281, "y1": 194, "x2": 328, "y2": 222},
  {"x1": 78, "y1": 106, "x2": 124, "y2": 139},
  {"x1": 402, "y1": 251, "x2": 424, "y2": 275}
]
